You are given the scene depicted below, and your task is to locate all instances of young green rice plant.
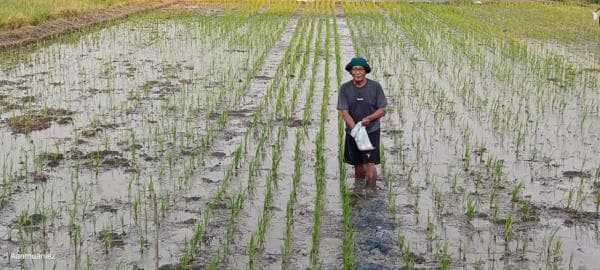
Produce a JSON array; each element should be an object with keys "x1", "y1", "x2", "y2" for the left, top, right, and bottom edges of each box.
[
  {"x1": 398, "y1": 231, "x2": 415, "y2": 270},
  {"x1": 407, "y1": 166, "x2": 414, "y2": 187},
  {"x1": 551, "y1": 238, "x2": 562, "y2": 262},
  {"x1": 451, "y1": 172, "x2": 458, "y2": 193},
  {"x1": 493, "y1": 159, "x2": 503, "y2": 183},
  {"x1": 511, "y1": 181, "x2": 524, "y2": 203},
  {"x1": 520, "y1": 234, "x2": 529, "y2": 255},
  {"x1": 463, "y1": 143, "x2": 471, "y2": 171},
  {"x1": 505, "y1": 213, "x2": 513, "y2": 243},
  {"x1": 566, "y1": 188, "x2": 575, "y2": 210},
  {"x1": 426, "y1": 213, "x2": 434, "y2": 239},
  {"x1": 466, "y1": 196, "x2": 476, "y2": 222},
  {"x1": 489, "y1": 187, "x2": 497, "y2": 210},
  {"x1": 414, "y1": 187, "x2": 421, "y2": 222},
  {"x1": 205, "y1": 191, "x2": 244, "y2": 269},
  {"x1": 521, "y1": 199, "x2": 534, "y2": 222},
  {"x1": 440, "y1": 242, "x2": 450, "y2": 270},
  {"x1": 576, "y1": 178, "x2": 587, "y2": 211}
]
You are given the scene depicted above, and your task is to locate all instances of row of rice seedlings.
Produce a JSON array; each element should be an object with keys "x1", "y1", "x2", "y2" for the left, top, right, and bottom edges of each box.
[
  {"x1": 113, "y1": 74, "x2": 240, "y2": 260},
  {"x1": 9, "y1": 8, "x2": 257, "y2": 138},
  {"x1": 121, "y1": 4, "x2": 297, "y2": 256},
  {"x1": 386, "y1": 4, "x2": 544, "y2": 198},
  {"x1": 301, "y1": 12, "x2": 323, "y2": 127},
  {"x1": 0, "y1": 9, "x2": 260, "y2": 218},
  {"x1": 392, "y1": 3, "x2": 600, "y2": 220},
  {"x1": 178, "y1": 142, "x2": 246, "y2": 269},
  {"x1": 245, "y1": 9, "x2": 305, "y2": 194},
  {"x1": 177, "y1": 55, "x2": 286, "y2": 265},
  {"x1": 387, "y1": 6, "x2": 517, "y2": 136},
  {"x1": 203, "y1": 190, "x2": 245, "y2": 270},
  {"x1": 179, "y1": 5, "x2": 301, "y2": 268},
  {"x1": 29, "y1": 6, "x2": 291, "y2": 268},
  {"x1": 309, "y1": 9, "x2": 332, "y2": 268},
  {"x1": 332, "y1": 4, "x2": 356, "y2": 269},
  {"x1": 281, "y1": 129, "x2": 304, "y2": 269},
  {"x1": 343, "y1": 3, "x2": 526, "y2": 267},
  {"x1": 404, "y1": 3, "x2": 598, "y2": 160},
  {"x1": 246, "y1": 119, "x2": 276, "y2": 269},
  {"x1": 177, "y1": 13, "x2": 300, "y2": 267},
  {"x1": 249, "y1": 8, "x2": 327, "y2": 269},
  {"x1": 421, "y1": 3, "x2": 598, "y2": 91},
  {"x1": 384, "y1": 5, "x2": 510, "y2": 135},
  {"x1": 276, "y1": 13, "x2": 315, "y2": 268},
  {"x1": 384, "y1": 9, "x2": 573, "y2": 267}
]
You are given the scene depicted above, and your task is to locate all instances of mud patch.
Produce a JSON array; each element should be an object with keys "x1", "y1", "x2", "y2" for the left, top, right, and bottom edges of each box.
[
  {"x1": 287, "y1": 119, "x2": 303, "y2": 128},
  {"x1": 98, "y1": 230, "x2": 126, "y2": 248},
  {"x1": 93, "y1": 203, "x2": 119, "y2": 214},
  {"x1": 20, "y1": 96, "x2": 35, "y2": 103},
  {"x1": 83, "y1": 150, "x2": 130, "y2": 168},
  {"x1": 562, "y1": 170, "x2": 591, "y2": 179},
  {"x1": 351, "y1": 193, "x2": 402, "y2": 269},
  {"x1": 7, "y1": 108, "x2": 74, "y2": 134},
  {"x1": 81, "y1": 127, "x2": 102, "y2": 137},
  {"x1": 31, "y1": 172, "x2": 49, "y2": 183},
  {"x1": 546, "y1": 206, "x2": 600, "y2": 225},
  {"x1": 37, "y1": 152, "x2": 65, "y2": 168},
  {"x1": 13, "y1": 213, "x2": 46, "y2": 231}
]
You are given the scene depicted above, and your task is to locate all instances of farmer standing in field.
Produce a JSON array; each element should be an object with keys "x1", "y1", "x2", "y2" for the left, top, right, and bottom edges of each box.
[{"x1": 337, "y1": 56, "x2": 387, "y2": 189}]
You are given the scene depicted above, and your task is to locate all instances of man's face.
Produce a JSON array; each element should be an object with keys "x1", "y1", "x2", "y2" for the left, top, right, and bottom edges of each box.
[{"x1": 350, "y1": 66, "x2": 366, "y2": 82}]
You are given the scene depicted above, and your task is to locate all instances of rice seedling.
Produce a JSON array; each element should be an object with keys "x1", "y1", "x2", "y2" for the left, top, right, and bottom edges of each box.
[
  {"x1": 566, "y1": 188, "x2": 575, "y2": 210},
  {"x1": 466, "y1": 196, "x2": 476, "y2": 222},
  {"x1": 440, "y1": 242, "x2": 450, "y2": 270},
  {"x1": 511, "y1": 181, "x2": 524, "y2": 203},
  {"x1": 505, "y1": 214, "x2": 513, "y2": 243}
]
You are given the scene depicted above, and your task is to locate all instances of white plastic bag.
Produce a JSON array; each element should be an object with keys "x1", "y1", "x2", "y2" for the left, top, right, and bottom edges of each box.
[
  {"x1": 350, "y1": 122, "x2": 375, "y2": 151},
  {"x1": 593, "y1": 12, "x2": 599, "y2": 21}
]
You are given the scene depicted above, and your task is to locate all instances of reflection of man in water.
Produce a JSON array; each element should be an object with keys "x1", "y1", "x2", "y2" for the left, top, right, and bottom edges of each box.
[{"x1": 337, "y1": 56, "x2": 387, "y2": 189}]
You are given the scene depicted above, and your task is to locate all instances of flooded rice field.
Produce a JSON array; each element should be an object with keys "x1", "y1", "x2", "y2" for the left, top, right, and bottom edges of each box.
[{"x1": 1, "y1": 1, "x2": 599, "y2": 269}]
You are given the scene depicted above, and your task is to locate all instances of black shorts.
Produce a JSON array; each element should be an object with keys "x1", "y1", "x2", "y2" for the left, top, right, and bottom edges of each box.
[{"x1": 344, "y1": 128, "x2": 381, "y2": 165}]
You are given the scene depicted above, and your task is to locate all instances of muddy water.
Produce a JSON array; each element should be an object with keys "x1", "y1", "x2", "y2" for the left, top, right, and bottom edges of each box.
[
  {"x1": 0, "y1": 6, "x2": 298, "y2": 269},
  {"x1": 3, "y1": 3, "x2": 599, "y2": 270},
  {"x1": 344, "y1": 3, "x2": 600, "y2": 269}
]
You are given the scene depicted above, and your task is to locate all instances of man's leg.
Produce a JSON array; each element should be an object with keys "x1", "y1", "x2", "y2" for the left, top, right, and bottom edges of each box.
[
  {"x1": 365, "y1": 163, "x2": 377, "y2": 188},
  {"x1": 355, "y1": 165, "x2": 366, "y2": 179}
]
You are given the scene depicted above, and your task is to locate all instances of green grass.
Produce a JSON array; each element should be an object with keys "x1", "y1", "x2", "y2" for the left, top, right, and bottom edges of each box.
[{"x1": 0, "y1": 0, "x2": 158, "y2": 30}]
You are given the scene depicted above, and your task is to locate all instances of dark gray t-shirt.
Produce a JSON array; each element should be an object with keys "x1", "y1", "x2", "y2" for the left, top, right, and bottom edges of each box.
[{"x1": 337, "y1": 79, "x2": 387, "y2": 133}]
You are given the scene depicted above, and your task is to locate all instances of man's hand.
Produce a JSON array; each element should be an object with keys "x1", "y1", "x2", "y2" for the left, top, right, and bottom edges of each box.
[{"x1": 361, "y1": 117, "x2": 371, "y2": 127}]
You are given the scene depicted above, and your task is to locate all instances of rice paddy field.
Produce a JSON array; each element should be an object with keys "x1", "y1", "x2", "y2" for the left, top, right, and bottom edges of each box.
[{"x1": 1, "y1": 1, "x2": 600, "y2": 269}]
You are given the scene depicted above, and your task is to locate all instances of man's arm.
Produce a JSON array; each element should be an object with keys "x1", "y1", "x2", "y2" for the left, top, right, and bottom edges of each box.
[
  {"x1": 360, "y1": 107, "x2": 386, "y2": 127},
  {"x1": 341, "y1": 110, "x2": 356, "y2": 129}
]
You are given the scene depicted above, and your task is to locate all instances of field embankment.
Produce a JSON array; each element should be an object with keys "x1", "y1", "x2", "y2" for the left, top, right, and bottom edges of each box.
[{"x1": 0, "y1": 0, "x2": 176, "y2": 49}]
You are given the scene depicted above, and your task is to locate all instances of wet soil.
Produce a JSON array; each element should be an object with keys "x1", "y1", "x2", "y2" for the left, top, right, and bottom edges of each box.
[
  {"x1": 7, "y1": 108, "x2": 74, "y2": 134},
  {"x1": 1, "y1": 2, "x2": 599, "y2": 270}
]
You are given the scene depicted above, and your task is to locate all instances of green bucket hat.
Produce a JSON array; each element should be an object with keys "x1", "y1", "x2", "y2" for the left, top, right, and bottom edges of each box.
[{"x1": 345, "y1": 56, "x2": 371, "y2": 74}]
